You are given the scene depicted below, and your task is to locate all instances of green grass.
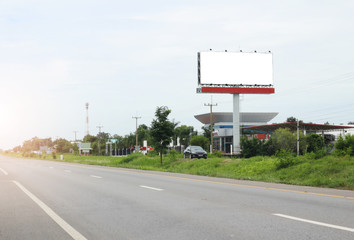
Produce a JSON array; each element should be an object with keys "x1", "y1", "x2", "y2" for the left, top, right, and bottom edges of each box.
[{"x1": 4, "y1": 152, "x2": 354, "y2": 190}]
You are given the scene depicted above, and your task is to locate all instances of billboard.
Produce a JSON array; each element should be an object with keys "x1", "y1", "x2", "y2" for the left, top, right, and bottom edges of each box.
[{"x1": 198, "y1": 51, "x2": 273, "y2": 86}]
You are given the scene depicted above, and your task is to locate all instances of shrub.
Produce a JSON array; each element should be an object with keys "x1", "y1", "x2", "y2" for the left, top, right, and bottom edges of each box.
[
  {"x1": 168, "y1": 149, "x2": 178, "y2": 162},
  {"x1": 147, "y1": 150, "x2": 159, "y2": 157},
  {"x1": 210, "y1": 150, "x2": 223, "y2": 158},
  {"x1": 52, "y1": 152, "x2": 56, "y2": 159},
  {"x1": 335, "y1": 135, "x2": 354, "y2": 156},
  {"x1": 306, "y1": 133, "x2": 324, "y2": 153},
  {"x1": 274, "y1": 150, "x2": 296, "y2": 170}
]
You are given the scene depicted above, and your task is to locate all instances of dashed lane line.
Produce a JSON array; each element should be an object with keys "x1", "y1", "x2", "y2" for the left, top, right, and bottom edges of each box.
[
  {"x1": 139, "y1": 185, "x2": 164, "y2": 191},
  {"x1": 0, "y1": 167, "x2": 8, "y2": 175},
  {"x1": 90, "y1": 175, "x2": 103, "y2": 179}
]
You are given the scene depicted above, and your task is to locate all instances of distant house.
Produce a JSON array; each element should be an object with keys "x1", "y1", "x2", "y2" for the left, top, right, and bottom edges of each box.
[{"x1": 78, "y1": 142, "x2": 92, "y2": 155}]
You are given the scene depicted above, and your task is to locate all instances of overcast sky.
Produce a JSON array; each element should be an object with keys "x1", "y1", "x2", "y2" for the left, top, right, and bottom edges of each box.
[{"x1": 1, "y1": 0, "x2": 354, "y2": 149}]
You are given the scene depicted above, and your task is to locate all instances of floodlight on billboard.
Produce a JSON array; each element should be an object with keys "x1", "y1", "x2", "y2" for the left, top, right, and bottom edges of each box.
[{"x1": 197, "y1": 51, "x2": 274, "y2": 94}]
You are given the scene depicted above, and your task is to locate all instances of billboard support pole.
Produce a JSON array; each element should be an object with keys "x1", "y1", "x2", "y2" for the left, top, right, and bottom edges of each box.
[{"x1": 233, "y1": 93, "x2": 241, "y2": 155}]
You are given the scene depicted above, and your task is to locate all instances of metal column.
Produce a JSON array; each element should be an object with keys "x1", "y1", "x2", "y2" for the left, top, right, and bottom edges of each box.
[{"x1": 233, "y1": 93, "x2": 241, "y2": 155}]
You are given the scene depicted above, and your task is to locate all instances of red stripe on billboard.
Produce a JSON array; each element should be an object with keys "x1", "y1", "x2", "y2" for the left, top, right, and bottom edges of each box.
[{"x1": 201, "y1": 87, "x2": 275, "y2": 94}]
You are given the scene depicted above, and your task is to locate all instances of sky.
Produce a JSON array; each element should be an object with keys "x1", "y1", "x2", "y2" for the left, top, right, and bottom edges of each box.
[{"x1": 1, "y1": 0, "x2": 354, "y2": 150}]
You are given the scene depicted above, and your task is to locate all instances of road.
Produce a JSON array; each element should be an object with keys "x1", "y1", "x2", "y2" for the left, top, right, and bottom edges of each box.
[{"x1": 0, "y1": 155, "x2": 353, "y2": 240}]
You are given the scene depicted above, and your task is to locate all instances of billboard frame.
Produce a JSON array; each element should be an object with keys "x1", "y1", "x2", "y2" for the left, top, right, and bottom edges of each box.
[
  {"x1": 196, "y1": 50, "x2": 275, "y2": 155},
  {"x1": 197, "y1": 51, "x2": 274, "y2": 94}
]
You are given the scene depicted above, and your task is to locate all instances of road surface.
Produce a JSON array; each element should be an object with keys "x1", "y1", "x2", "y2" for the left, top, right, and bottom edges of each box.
[{"x1": 1, "y1": 155, "x2": 353, "y2": 239}]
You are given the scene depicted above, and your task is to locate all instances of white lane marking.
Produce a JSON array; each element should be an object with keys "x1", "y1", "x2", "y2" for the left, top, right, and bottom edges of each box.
[
  {"x1": 49, "y1": 167, "x2": 54, "y2": 169},
  {"x1": 139, "y1": 185, "x2": 164, "y2": 191},
  {"x1": 0, "y1": 167, "x2": 8, "y2": 175},
  {"x1": 12, "y1": 181, "x2": 87, "y2": 240},
  {"x1": 90, "y1": 175, "x2": 102, "y2": 179},
  {"x1": 64, "y1": 170, "x2": 71, "y2": 173},
  {"x1": 273, "y1": 213, "x2": 354, "y2": 233}
]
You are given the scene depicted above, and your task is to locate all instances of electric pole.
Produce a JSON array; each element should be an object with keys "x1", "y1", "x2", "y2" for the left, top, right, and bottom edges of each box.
[
  {"x1": 97, "y1": 125, "x2": 103, "y2": 155},
  {"x1": 204, "y1": 97, "x2": 217, "y2": 153},
  {"x1": 132, "y1": 116, "x2": 141, "y2": 152},
  {"x1": 73, "y1": 130, "x2": 78, "y2": 142},
  {"x1": 85, "y1": 103, "x2": 89, "y2": 136},
  {"x1": 297, "y1": 120, "x2": 300, "y2": 156}
]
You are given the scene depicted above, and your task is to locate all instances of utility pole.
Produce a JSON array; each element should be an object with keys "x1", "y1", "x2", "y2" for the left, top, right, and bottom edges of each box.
[
  {"x1": 204, "y1": 96, "x2": 217, "y2": 153},
  {"x1": 97, "y1": 125, "x2": 103, "y2": 155},
  {"x1": 73, "y1": 130, "x2": 78, "y2": 142},
  {"x1": 297, "y1": 120, "x2": 300, "y2": 156},
  {"x1": 85, "y1": 103, "x2": 89, "y2": 136},
  {"x1": 132, "y1": 116, "x2": 141, "y2": 152}
]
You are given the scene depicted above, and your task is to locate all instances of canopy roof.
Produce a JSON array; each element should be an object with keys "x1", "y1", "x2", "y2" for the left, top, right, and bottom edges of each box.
[
  {"x1": 195, "y1": 112, "x2": 278, "y2": 125},
  {"x1": 242, "y1": 122, "x2": 354, "y2": 132}
]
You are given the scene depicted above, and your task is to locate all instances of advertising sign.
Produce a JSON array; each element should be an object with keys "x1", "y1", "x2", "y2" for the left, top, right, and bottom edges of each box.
[{"x1": 198, "y1": 51, "x2": 273, "y2": 87}]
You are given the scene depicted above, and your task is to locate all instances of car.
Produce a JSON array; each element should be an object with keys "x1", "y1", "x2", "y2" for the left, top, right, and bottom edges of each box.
[{"x1": 184, "y1": 146, "x2": 207, "y2": 159}]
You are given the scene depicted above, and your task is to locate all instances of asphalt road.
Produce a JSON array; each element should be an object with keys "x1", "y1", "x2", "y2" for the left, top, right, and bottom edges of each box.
[{"x1": 0, "y1": 155, "x2": 353, "y2": 240}]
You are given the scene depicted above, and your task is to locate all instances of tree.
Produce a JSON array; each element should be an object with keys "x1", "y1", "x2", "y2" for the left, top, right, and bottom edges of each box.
[
  {"x1": 54, "y1": 138, "x2": 74, "y2": 153},
  {"x1": 174, "y1": 125, "x2": 196, "y2": 146},
  {"x1": 271, "y1": 128, "x2": 306, "y2": 154},
  {"x1": 306, "y1": 133, "x2": 324, "y2": 153},
  {"x1": 137, "y1": 124, "x2": 151, "y2": 146},
  {"x1": 13, "y1": 145, "x2": 22, "y2": 153},
  {"x1": 189, "y1": 135, "x2": 209, "y2": 151},
  {"x1": 150, "y1": 106, "x2": 175, "y2": 165},
  {"x1": 201, "y1": 126, "x2": 211, "y2": 141},
  {"x1": 22, "y1": 137, "x2": 53, "y2": 152},
  {"x1": 286, "y1": 116, "x2": 303, "y2": 123}
]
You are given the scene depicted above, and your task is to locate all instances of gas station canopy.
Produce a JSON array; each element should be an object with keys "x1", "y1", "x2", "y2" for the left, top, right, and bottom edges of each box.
[{"x1": 242, "y1": 122, "x2": 354, "y2": 132}]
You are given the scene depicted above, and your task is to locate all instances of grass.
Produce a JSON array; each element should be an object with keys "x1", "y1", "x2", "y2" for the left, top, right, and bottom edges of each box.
[{"x1": 3, "y1": 152, "x2": 354, "y2": 190}]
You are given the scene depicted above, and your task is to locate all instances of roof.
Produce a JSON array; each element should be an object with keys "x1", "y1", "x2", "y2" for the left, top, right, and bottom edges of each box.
[
  {"x1": 194, "y1": 112, "x2": 278, "y2": 125},
  {"x1": 242, "y1": 122, "x2": 354, "y2": 132}
]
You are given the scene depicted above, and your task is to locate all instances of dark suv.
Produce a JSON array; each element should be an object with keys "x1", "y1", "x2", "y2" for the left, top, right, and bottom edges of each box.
[{"x1": 184, "y1": 146, "x2": 207, "y2": 159}]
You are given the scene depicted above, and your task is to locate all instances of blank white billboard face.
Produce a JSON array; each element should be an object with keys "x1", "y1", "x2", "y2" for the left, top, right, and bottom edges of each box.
[{"x1": 198, "y1": 51, "x2": 273, "y2": 86}]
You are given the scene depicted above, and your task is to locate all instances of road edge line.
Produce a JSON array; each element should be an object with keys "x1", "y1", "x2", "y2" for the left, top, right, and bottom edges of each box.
[
  {"x1": 273, "y1": 213, "x2": 354, "y2": 233},
  {"x1": 12, "y1": 180, "x2": 87, "y2": 240}
]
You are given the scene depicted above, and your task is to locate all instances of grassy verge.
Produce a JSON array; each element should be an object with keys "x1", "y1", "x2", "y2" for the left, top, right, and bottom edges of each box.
[{"x1": 3, "y1": 152, "x2": 354, "y2": 190}]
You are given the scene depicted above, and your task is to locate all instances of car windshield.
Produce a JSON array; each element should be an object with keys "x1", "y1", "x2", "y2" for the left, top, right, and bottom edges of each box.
[{"x1": 190, "y1": 146, "x2": 204, "y2": 151}]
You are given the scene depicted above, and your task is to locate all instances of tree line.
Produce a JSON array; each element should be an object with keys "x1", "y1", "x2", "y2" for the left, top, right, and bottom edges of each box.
[{"x1": 13, "y1": 106, "x2": 207, "y2": 157}]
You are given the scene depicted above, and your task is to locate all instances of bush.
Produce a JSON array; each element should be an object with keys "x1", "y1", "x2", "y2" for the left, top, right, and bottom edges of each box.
[
  {"x1": 168, "y1": 149, "x2": 179, "y2": 162},
  {"x1": 240, "y1": 137, "x2": 276, "y2": 158},
  {"x1": 52, "y1": 152, "x2": 57, "y2": 159},
  {"x1": 335, "y1": 135, "x2": 354, "y2": 156},
  {"x1": 210, "y1": 150, "x2": 223, "y2": 158},
  {"x1": 147, "y1": 150, "x2": 159, "y2": 157},
  {"x1": 274, "y1": 150, "x2": 296, "y2": 170},
  {"x1": 306, "y1": 133, "x2": 324, "y2": 153}
]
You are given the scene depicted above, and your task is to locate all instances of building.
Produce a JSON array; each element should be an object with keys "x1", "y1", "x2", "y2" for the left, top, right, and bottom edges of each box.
[{"x1": 195, "y1": 112, "x2": 278, "y2": 153}]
